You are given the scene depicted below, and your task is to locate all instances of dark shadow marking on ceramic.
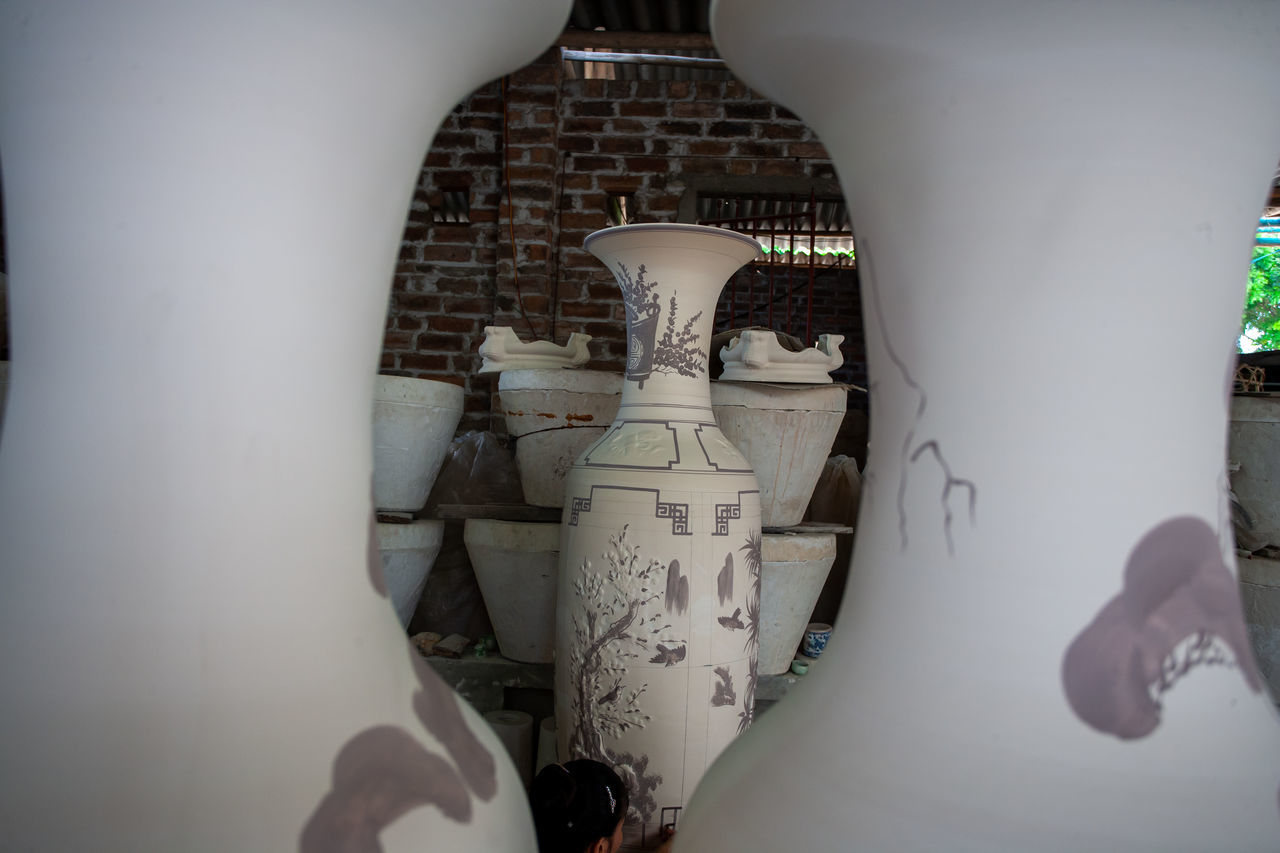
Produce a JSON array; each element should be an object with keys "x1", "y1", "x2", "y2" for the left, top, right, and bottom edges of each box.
[
  {"x1": 299, "y1": 725, "x2": 471, "y2": 851},
  {"x1": 367, "y1": 506, "x2": 388, "y2": 598},
  {"x1": 859, "y1": 238, "x2": 977, "y2": 557},
  {"x1": 1062, "y1": 516, "x2": 1262, "y2": 740},
  {"x1": 408, "y1": 648, "x2": 498, "y2": 801}
]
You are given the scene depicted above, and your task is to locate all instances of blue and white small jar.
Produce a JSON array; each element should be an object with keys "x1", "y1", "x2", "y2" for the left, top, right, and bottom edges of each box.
[{"x1": 802, "y1": 622, "x2": 832, "y2": 658}]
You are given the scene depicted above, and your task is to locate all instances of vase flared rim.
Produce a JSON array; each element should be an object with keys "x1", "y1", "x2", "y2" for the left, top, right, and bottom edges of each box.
[{"x1": 583, "y1": 222, "x2": 763, "y2": 256}]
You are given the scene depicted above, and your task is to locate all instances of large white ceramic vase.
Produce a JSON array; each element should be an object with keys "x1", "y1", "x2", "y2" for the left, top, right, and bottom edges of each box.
[
  {"x1": 678, "y1": 1, "x2": 1280, "y2": 850},
  {"x1": 0, "y1": 1, "x2": 567, "y2": 849},
  {"x1": 555, "y1": 224, "x2": 762, "y2": 845}
]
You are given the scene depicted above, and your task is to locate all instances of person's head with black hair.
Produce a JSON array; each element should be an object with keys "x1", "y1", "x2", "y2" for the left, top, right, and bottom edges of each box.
[{"x1": 529, "y1": 759, "x2": 629, "y2": 853}]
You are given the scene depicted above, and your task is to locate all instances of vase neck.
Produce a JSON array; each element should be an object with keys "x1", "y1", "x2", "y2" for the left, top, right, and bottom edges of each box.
[{"x1": 617, "y1": 267, "x2": 718, "y2": 419}]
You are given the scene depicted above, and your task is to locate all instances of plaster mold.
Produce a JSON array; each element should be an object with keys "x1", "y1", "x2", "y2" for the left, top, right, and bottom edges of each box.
[
  {"x1": 556, "y1": 224, "x2": 762, "y2": 845},
  {"x1": 676, "y1": 0, "x2": 1280, "y2": 849},
  {"x1": 0, "y1": 1, "x2": 568, "y2": 849},
  {"x1": 498, "y1": 368, "x2": 622, "y2": 507},
  {"x1": 711, "y1": 381, "x2": 847, "y2": 528},
  {"x1": 373, "y1": 374, "x2": 465, "y2": 513},
  {"x1": 377, "y1": 519, "x2": 446, "y2": 629},
  {"x1": 464, "y1": 519, "x2": 560, "y2": 664},
  {"x1": 718, "y1": 330, "x2": 844, "y2": 384},
  {"x1": 478, "y1": 326, "x2": 592, "y2": 374},
  {"x1": 757, "y1": 532, "x2": 838, "y2": 675}
]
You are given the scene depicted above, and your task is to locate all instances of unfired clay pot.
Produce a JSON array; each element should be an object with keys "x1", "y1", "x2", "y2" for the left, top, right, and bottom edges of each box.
[
  {"x1": 711, "y1": 381, "x2": 847, "y2": 528},
  {"x1": 373, "y1": 374, "x2": 464, "y2": 513},
  {"x1": 556, "y1": 224, "x2": 763, "y2": 844},
  {"x1": 757, "y1": 532, "x2": 838, "y2": 676},
  {"x1": 0, "y1": 1, "x2": 568, "y2": 849},
  {"x1": 464, "y1": 519, "x2": 560, "y2": 664},
  {"x1": 679, "y1": 1, "x2": 1280, "y2": 850},
  {"x1": 498, "y1": 368, "x2": 622, "y2": 507},
  {"x1": 377, "y1": 519, "x2": 446, "y2": 629}
]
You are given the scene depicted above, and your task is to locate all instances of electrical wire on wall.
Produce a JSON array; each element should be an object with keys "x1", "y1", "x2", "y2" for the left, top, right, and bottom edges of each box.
[{"x1": 500, "y1": 74, "x2": 544, "y2": 341}]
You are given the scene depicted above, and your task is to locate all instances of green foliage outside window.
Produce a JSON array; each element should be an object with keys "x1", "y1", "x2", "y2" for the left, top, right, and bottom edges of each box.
[{"x1": 1241, "y1": 246, "x2": 1280, "y2": 352}]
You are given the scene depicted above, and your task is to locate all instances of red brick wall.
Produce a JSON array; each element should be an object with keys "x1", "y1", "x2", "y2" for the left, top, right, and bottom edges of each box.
[{"x1": 383, "y1": 49, "x2": 866, "y2": 433}]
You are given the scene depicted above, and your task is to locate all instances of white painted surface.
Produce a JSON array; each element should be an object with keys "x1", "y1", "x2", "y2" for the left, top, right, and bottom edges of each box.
[
  {"x1": 0, "y1": 1, "x2": 568, "y2": 849},
  {"x1": 682, "y1": 1, "x2": 1280, "y2": 849}
]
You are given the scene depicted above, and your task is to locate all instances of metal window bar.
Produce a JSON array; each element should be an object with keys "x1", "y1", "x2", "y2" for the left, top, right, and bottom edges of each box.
[{"x1": 698, "y1": 191, "x2": 845, "y2": 345}]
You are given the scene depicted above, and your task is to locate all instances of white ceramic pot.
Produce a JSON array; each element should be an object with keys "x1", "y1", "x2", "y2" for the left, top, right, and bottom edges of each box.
[
  {"x1": 377, "y1": 519, "x2": 445, "y2": 629},
  {"x1": 463, "y1": 519, "x2": 560, "y2": 664},
  {"x1": 711, "y1": 381, "x2": 846, "y2": 528},
  {"x1": 1229, "y1": 396, "x2": 1280, "y2": 551},
  {"x1": 757, "y1": 532, "x2": 838, "y2": 676},
  {"x1": 498, "y1": 368, "x2": 622, "y2": 507},
  {"x1": 555, "y1": 224, "x2": 763, "y2": 843},
  {"x1": 0, "y1": 1, "x2": 568, "y2": 849},
  {"x1": 373, "y1": 374, "x2": 464, "y2": 513},
  {"x1": 680, "y1": 1, "x2": 1280, "y2": 850},
  {"x1": 1240, "y1": 556, "x2": 1280, "y2": 704}
]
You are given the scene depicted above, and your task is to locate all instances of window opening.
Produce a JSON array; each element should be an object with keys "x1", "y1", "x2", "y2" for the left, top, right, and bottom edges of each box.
[
  {"x1": 430, "y1": 188, "x2": 470, "y2": 225},
  {"x1": 697, "y1": 191, "x2": 854, "y2": 345}
]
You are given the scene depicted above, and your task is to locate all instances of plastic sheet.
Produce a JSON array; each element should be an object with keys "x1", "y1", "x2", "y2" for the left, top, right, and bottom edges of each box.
[{"x1": 407, "y1": 431, "x2": 523, "y2": 639}]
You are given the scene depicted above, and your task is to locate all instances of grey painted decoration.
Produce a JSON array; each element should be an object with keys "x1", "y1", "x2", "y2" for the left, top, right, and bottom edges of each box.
[
  {"x1": 717, "y1": 553, "x2": 734, "y2": 605},
  {"x1": 665, "y1": 558, "x2": 689, "y2": 615},
  {"x1": 617, "y1": 261, "x2": 705, "y2": 386},
  {"x1": 1062, "y1": 516, "x2": 1263, "y2": 740},
  {"x1": 566, "y1": 525, "x2": 678, "y2": 825},
  {"x1": 569, "y1": 484, "x2": 691, "y2": 535},
  {"x1": 711, "y1": 667, "x2": 736, "y2": 707},
  {"x1": 717, "y1": 607, "x2": 745, "y2": 631}
]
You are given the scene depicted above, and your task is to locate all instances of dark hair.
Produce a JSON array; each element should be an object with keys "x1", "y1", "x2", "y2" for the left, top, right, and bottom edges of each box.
[{"x1": 529, "y1": 759, "x2": 629, "y2": 852}]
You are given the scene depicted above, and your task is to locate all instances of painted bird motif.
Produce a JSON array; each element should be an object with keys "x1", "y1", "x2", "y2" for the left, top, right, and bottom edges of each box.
[
  {"x1": 597, "y1": 677, "x2": 623, "y2": 706},
  {"x1": 718, "y1": 607, "x2": 745, "y2": 631},
  {"x1": 665, "y1": 558, "x2": 689, "y2": 615},
  {"x1": 649, "y1": 643, "x2": 687, "y2": 666},
  {"x1": 711, "y1": 666, "x2": 736, "y2": 707},
  {"x1": 717, "y1": 552, "x2": 734, "y2": 605}
]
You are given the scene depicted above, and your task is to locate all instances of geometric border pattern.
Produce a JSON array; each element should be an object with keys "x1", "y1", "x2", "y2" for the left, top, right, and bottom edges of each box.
[
  {"x1": 714, "y1": 490, "x2": 760, "y2": 536},
  {"x1": 568, "y1": 484, "x2": 691, "y2": 536}
]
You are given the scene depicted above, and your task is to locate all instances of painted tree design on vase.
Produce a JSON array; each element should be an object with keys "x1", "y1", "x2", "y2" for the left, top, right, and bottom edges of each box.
[
  {"x1": 617, "y1": 262, "x2": 705, "y2": 386},
  {"x1": 738, "y1": 530, "x2": 763, "y2": 733},
  {"x1": 567, "y1": 524, "x2": 680, "y2": 824}
]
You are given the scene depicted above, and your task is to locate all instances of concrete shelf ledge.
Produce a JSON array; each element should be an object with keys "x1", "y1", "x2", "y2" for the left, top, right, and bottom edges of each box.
[{"x1": 424, "y1": 651, "x2": 815, "y2": 716}]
